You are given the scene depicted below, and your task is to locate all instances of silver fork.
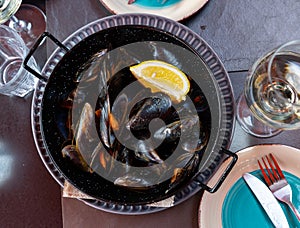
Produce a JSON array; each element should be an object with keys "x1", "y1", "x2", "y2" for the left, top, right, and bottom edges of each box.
[{"x1": 258, "y1": 153, "x2": 300, "y2": 221}]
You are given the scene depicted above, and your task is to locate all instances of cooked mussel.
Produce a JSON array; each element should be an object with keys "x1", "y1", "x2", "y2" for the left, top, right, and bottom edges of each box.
[
  {"x1": 61, "y1": 144, "x2": 92, "y2": 173},
  {"x1": 166, "y1": 153, "x2": 200, "y2": 193},
  {"x1": 127, "y1": 93, "x2": 172, "y2": 130}
]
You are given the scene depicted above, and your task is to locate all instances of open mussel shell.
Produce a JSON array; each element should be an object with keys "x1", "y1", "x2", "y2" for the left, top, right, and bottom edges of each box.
[{"x1": 32, "y1": 14, "x2": 234, "y2": 213}]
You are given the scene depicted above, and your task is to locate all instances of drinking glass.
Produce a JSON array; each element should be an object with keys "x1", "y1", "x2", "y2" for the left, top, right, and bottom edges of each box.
[
  {"x1": 0, "y1": 24, "x2": 38, "y2": 97},
  {"x1": 0, "y1": 0, "x2": 46, "y2": 48},
  {"x1": 236, "y1": 40, "x2": 300, "y2": 137}
]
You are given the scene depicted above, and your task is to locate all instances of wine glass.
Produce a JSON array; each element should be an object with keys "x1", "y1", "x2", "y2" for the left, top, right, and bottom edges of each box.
[
  {"x1": 0, "y1": 0, "x2": 46, "y2": 48},
  {"x1": 236, "y1": 40, "x2": 300, "y2": 137}
]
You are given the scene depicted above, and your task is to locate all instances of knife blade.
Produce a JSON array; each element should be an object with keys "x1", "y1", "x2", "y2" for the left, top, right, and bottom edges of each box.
[{"x1": 243, "y1": 173, "x2": 289, "y2": 228}]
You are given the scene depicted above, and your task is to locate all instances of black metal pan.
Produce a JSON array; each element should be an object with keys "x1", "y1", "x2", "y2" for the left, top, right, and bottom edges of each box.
[{"x1": 26, "y1": 14, "x2": 237, "y2": 214}]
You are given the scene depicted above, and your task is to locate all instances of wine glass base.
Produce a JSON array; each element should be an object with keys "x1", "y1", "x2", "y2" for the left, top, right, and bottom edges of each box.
[
  {"x1": 236, "y1": 95, "x2": 282, "y2": 138},
  {"x1": 7, "y1": 4, "x2": 46, "y2": 48}
]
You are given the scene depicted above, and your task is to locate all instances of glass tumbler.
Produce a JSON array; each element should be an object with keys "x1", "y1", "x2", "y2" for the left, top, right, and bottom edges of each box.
[{"x1": 0, "y1": 24, "x2": 38, "y2": 97}]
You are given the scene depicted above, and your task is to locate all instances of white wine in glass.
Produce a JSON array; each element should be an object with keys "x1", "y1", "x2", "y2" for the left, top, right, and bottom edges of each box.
[
  {"x1": 237, "y1": 40, "x2": 300, "y2": 137},
  {"x1": 0, "y1": 0, "x2": 46, "y2": 48},
  {"x1": 247, "y1": 52, "x2": 300, "y2": 127},
  {"x1": 0, "y1": 0, "x2": 21, "y2": 24}
]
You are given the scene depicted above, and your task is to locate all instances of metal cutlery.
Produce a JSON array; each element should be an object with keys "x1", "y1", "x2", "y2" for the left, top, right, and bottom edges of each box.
[
  {"x1": 258, "y1": 153, "x2": 300, "y2": 221},
  {"x1": 243, "y1": 173, "x2": 289, "y2": 227}
]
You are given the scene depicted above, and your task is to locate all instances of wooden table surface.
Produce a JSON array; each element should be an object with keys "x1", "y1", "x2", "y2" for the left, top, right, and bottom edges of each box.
[{"x1": 1, "y1": 0, "x2": 300, "y2": 227}]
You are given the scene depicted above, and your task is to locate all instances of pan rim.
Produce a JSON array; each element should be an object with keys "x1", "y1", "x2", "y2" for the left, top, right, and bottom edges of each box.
[{"x1": 31, "y1": 13, "x2": 235, "y2": 214}]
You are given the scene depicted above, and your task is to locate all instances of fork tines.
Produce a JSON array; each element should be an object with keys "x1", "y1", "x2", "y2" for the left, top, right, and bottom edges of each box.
[
  {"x1": 257, "y1": 153, "x2": 285, "y2": 185},
  {"x1": 258, "y1": 153, "x2": 300, "y2": 221}
]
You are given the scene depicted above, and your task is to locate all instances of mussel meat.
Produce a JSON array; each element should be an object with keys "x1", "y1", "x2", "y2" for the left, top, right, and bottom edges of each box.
[
  {"x1": 61, "y1": 145, "x2": 92, "y2": 173},
  {"x1": 134, "y1": 140, "x2": 164, "y2": 165},
  {"x1": 166, "y1": 153, "x2": 200, "y2": 193},
  {"x1": 154, "y1": 114, "x2": 208, "y2": 153}
]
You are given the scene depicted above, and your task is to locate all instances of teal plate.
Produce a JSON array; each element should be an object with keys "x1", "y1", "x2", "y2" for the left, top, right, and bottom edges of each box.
[
  {"x1": 222, "y1": 170, "x2": 300, "y2": 228},
  {"x1": 133, "y1": 0, "x2": 181, "y2": 8}
]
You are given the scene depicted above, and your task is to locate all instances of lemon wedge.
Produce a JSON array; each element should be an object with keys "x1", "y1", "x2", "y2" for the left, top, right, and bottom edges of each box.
[{"x1": 129, "y1": 60, "x2": 190, "y2": 103}]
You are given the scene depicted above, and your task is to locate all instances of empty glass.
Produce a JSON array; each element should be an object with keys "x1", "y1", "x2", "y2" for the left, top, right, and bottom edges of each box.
[{"x1": 0, "y1": 24, "x2": 38, "y2": 97}]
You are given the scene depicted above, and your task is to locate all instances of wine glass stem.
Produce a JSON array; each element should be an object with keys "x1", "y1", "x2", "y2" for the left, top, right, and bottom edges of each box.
[{"x1": 10, "y1": 15, "x2": 32, "y2": 33}]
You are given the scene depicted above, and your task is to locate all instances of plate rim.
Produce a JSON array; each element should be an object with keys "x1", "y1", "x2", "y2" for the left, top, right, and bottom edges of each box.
[
  {"x1": 99, "y1": 0, "x2": 209, "y2": 21},
  {"x1": 198, "y1": 144, "x2": 300, "y2": 227}
]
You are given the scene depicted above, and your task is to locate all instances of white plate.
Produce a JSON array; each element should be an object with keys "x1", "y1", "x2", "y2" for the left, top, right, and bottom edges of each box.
[
  {"x1": 99, "y1": 0, "x2": 208, "y2": 21},
  {"x1": 198, "y1": 144, "x2": 300, "y2": 227}
]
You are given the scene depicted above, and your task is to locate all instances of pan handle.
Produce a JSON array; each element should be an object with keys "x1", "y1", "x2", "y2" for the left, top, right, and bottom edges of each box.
[
  {"x1": 195, "y1": 148, "x2": 238, "y2": 193},
  {"x1": 23, "y1": 32, "x2": 69, "y2": 82}
]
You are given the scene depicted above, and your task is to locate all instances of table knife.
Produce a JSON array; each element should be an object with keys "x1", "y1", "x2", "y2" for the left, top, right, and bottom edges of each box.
[{"x1": 243, "y1": 173, "x2": 289, "y2": 228}]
